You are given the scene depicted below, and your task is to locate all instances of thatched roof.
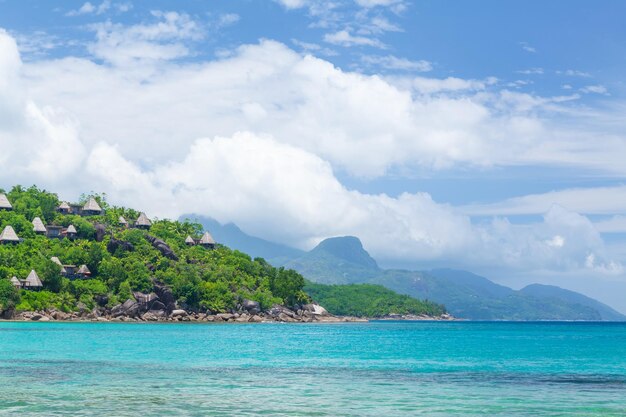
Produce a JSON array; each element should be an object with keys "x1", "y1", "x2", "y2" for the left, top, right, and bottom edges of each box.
[
  {"x1": 77, "y1": 264, "x2": 91, "y2": 275},
  {"x1": 32, "y1": 217, "x2": 47, "y2": 233},
  {"x1": 185, "y1": 235, "x2": 196, "y2": 245},
  {"x1": 0, "y1": 193, "x2": 12, "y2": 210},
  {"x1": 83, "y1": 197, "x2": 102, "y2": 213},
  {"x1": 66, "y1": 224, "x2": 77, "y2": 234},
  {"x1": 58, "y1": 201, "x2": 70, "y2": 210},
  {"x1": 51, "y1": 256, "x2": 63, "y2": 266},
  {"x1": 135, "y1": 212, "x2": 152, "y2": 227},
  {"x1": 199, "y1": 231, "x2": 216, "y2": 245},
  {"x1": 119, "y1": 216, "x2": 128, "y2": 225},
  {"x1": 24, "y1": 270, "x2": 43, "y2": 287},
  {"x1": 0, "y1": 225, "x2": 19, "y2": 242},
  {"x1": 10, "y1": 276, "x2": 21, "y2": 287}
]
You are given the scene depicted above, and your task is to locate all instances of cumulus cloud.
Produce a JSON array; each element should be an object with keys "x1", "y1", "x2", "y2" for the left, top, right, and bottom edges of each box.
[
  {"x1": 87, "y1": 11, "x2": 204, "y2": 66},
  {"x1": 362, "y1": 54, "x2": 432, "y2": 72},
  {"x1": 324, "y1": 30, "x2": 385, "y2": 48},
  {"x1": 66, "y1": 1, "x2": 132, "y2": 17},
  {"x1": 2, "y1": 28, "x2": 626, "y2": 277},
  {"x1": 0, "y1": 30, "x2": 85, "y2": 186}
]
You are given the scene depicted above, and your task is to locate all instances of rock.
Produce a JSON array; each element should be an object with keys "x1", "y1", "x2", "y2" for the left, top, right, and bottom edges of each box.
[
  {"x1": 39, "y1": 315, "x2": 51, "y2": 321},
  {"x1": 303, "y1": 304, "x2": 329, "y2": 316},
  {"x1": 235, "y1": 314, "x2": 250, "y2": 322},
  {"x1": 107, "y1": 237, "x2": 134, "y2": 254},
  {"x1": 94, "y1": 223, "x2": 107, "y2": 242},
  {"x1": 216, "y1": 313, "x2": 234, "y2": 321},
  {"x1": 31, "y1": 313, "x2": 43, "y2": 321},
  {"x1": 153, "y1": 281, "x2": 176, "y2": 314},
  {"x1": 141, "y1": 312, "x2": 159, "y2": 321},
  {"x1": 111, "y1": 299, "x2": 140, "y2": 318},
  {"x1": 278, "y1": 312, "x2": 295, "y2": 322},
  {"x1": 96, "y1": 317, "x2": 109, "y2": 322},
  {"x1": 242, "y1": 299, "x2": 261, "y2": 315},
  {"x1": 171, "y1": 309, "x2": 187, "y2": 318},
  {"x1": 145, "y1": 235, "x2": 179, "y2": 261},
  {"x1": 250, "y1": 315, "x2": 263, "y2": 323},
  {"x1": 150, "y1": 300, "x2": 166, "y2": 311}
]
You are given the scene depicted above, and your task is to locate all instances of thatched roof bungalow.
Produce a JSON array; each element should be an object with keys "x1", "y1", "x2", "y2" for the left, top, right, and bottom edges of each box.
[
  {"x1": 82, "y1": 197, "x2": 102, "y2": 216},
  {"x1": 57, "y1": 201, "x2": 71, "y2": 214},
  {"x1": 10, "y1": 276, "x2": 21, "y2": 289},
  {"x1": 22, "y1": 270, "x2": 43, "y2": 290},
  {"x1": 65, "y1": 224, "x2": 77, "y2": 239},
  {"x1": 134, "y1": 212, "x2": 152, "y2": 229},
  {"x1": 32, "y1": 217, "x2": 47, "y2": 234},
  {"x1": 0, "y1": 194, "x2": 12, "y2": 211},
  {"x1": 119, "y1": 216, "x2": 128, "y2": 227},
  {"x1": 46, "y1": 225, "x2": 63, "y2": 239},
  {"x1": 185, "y1": 235, "x2": 196, "y2": 246},
  {"x1": 0, "y1": 226, "x2": 20, "y2": 244},
  {"x1": 199, "y1": 231, "x2": 216, "y2": 249},
  {"x1": 77, "y1": 264, "x2": 91, "y2": 277}
]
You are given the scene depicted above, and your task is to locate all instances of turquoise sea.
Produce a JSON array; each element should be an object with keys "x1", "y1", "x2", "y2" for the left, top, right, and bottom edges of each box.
[{"x1": 0, "y1": 321, "x2": 625, "y2": 416}]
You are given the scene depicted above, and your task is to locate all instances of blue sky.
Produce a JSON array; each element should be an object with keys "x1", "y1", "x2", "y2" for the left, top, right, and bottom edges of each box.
[{"x1": 1, "y1": 0, "x2": 626, "y2": 310}]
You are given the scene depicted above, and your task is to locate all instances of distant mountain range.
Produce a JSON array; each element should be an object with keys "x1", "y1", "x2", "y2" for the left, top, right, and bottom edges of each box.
[{"x1": 185, "y1": 215, "x2": 625, "y2": 321}]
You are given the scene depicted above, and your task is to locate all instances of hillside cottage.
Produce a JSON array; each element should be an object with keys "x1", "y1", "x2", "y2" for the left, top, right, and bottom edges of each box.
[
  {"x1": 199, "y1": 231, "x2": 216, "y2": 249},
  {"x1": 0, "y1": 226, "x2": 20, "y2": 244},
  {"x1": 77, "y1": 264, "x2": 91, "y2": 278},
  {"x1": 185, "y1": 235, "x2": 196, "y2": 246},
  {"x1": 135, "y1": 212, "x2": 152, "y2": 230},
  {"x1": 82, "y1": 197, "x2": 103, "y2": 216},
  {"x1": 119, "y1": 216, "x2": 128, "y2": 227},
  {"x1": 57, "y1": 202, "x2": 71, "y2": 214},
  {"x1": 65, "y1": 224, "x2": 78, "y2": 239},
  {"x1": 0, "y1": 194, "x2": 12, "y2": 211},
  {"x1": 32, "y1": 217, "x2": 47, "y2": 234},
  {"x1": 10, "y1": 276, "x2": 21, "y2": 289},
  {"x1": 22, "y1": 270, "x2": 43, "y2": 290},
  {"x1": 46, "y1": 225, "x2": 63, "y2": 239}
]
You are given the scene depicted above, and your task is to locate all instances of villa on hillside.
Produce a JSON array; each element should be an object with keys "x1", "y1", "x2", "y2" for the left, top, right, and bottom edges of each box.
[
  {"x1": 32, "y1": 217, "x2": 47, "y2": 234},
  {"x1": 184, "y1": 231, "x2": 217, "y2": 249},
  {"x1": 134, "y1": 212, "x2": 152, "y2": 230},
  {"x1": 55, "y1": 197, "x2": 103, "y2": 217},
  {"x1": 11, "y1": 270, "x2": 43, "y2": 291},
  {"x1": 0, "y1": 194, "x2": 12, "y2": 211},
  {"x1": 0, "y1": 225, "x2": 20, "y2": 244},
  {"x1": 51, "y1": 257, "x2": 92, "y2": 280}
]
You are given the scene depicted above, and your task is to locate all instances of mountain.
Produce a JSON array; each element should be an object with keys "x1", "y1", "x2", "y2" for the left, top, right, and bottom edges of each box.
[
  {"x1": 180, "y1": 215, "x2": 304, "y2": 265},
  {"x1": 173, "y1": 218, "x2": 625, "y2": 321},
  {"x1": 520, "y1": 283, "x2": 625, "y2": 321},
  {"x1": 284, "y1": 236, "x2": 380, "y2": 284}
]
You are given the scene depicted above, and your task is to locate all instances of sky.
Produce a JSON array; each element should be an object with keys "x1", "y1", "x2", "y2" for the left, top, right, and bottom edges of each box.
[{"x1": 1, "y1": 0, "x2": 626, "y2": 311}]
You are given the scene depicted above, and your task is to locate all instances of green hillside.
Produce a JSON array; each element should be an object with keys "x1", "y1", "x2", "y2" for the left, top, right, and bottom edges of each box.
[
  {"x1": 0, "y1": 186, "x2": 307, "y2": 315},
  {"x1": 304, "y1": 281, "x2": 446, "y2": 318}
]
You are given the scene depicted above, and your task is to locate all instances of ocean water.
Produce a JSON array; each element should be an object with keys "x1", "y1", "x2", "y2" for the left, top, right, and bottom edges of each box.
[{"x1": 0, "y1": 321, "x2": 625, "y2": 416}]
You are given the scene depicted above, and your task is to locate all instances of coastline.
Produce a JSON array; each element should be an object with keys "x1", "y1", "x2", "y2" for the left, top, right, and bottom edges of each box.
[{"x1": 2, "y1": 309, "x2": 453, "y2": 324}]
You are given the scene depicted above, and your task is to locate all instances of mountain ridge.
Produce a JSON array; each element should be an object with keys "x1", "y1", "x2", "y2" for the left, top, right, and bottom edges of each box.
[{"x1": 182, "y1": 216, "x2": 625, "y2": 321}]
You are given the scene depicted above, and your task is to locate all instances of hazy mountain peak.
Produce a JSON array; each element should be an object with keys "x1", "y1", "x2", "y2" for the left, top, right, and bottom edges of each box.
[{"x1": 312, "y1": 236, "x2": 379, "y2": 270}]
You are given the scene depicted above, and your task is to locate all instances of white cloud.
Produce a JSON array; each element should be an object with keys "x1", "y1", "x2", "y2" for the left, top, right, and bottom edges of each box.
[
  {"x1": 519, "y1": 42, "x2": 536, "y2": 53},
  {"x1": 218, "y1": 13, "x2": 240, "y2": 27},
  {"x1": 324, "y1": 30, "x2": 385, "y2": 48},
  {"x1": 362, "y1": 55, "x2": 432, "y2": 72},
  {"x1": 87, "y1": 11, "x2": 204, "y2": 66},
  {"x1": 559, "y1": 69, "x2": 592, "y2": 77},
  {"x1": 411, "y1": 76, "x2": 493, "y2": 94},
  {"x1": 517, "y1": 67, "x2": 543, "y2": 75},
  {"x1": 462, "y1": 186, "x2": 626, "y2": 217},
  {"x1": 66, "y1": 1, "x2": 131, "y2": 17},
  {"x1": 275, "y1": 0, "x2": 309, "y2": 9},
  {"x1": 580, "y1": 84, "x2": 608, "y2": 95},
  {"x1": 2, "y1": 28, "x2": 626, "y2": 278},
  {"x1": 355, "y1": 0, "x2": 405, "y2": 9}
]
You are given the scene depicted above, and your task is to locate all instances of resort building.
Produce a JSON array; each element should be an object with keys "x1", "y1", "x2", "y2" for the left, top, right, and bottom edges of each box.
[
  {"x1": 199, "y1": 231, "x2": 216, "y2": 249},
  {"x1": 0, "y1": 194, "x2": 12, "y2": 211},
  {"x1": 10, "y1": 276, "x2": 21, "y2": 289},
  {"x1": 22, "y1": 270, "x2": 43, "y2": 290},
  {"x1": 46, "y1": 225, "x2": 63, "y2": 239},
  {"x1": 57, "y1": 202, "x2": 71, "y2": 214},
  {"x1": 119, "y1": 216, "x2": 128, "y2": 228},
  {"x1": 32, "y1": 217, "x2": 47, "y2": 234},
  {"x1": 134, "y1": 212, "x2": 152, "y2": 230},
  {"x1": 185, "y1": 235, "x2": 196, "y2": 246},
  {"x1": 77, "y1": 265, "x2": 91, "y2": 278},
  {"x1": 82, "y1": 198, "x2": 103, "y2": 216},
  {"x1": 65, "y1": 224, "x2": 78, "y2": 239},
  {"x1": 0, "y1": 226, "x2": 20, "y2": 244}
]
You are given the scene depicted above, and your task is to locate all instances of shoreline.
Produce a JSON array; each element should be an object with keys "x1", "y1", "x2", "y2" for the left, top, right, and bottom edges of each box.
[{"x1": 2, "y1": 310, "x2": 453, "y2": 324}]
